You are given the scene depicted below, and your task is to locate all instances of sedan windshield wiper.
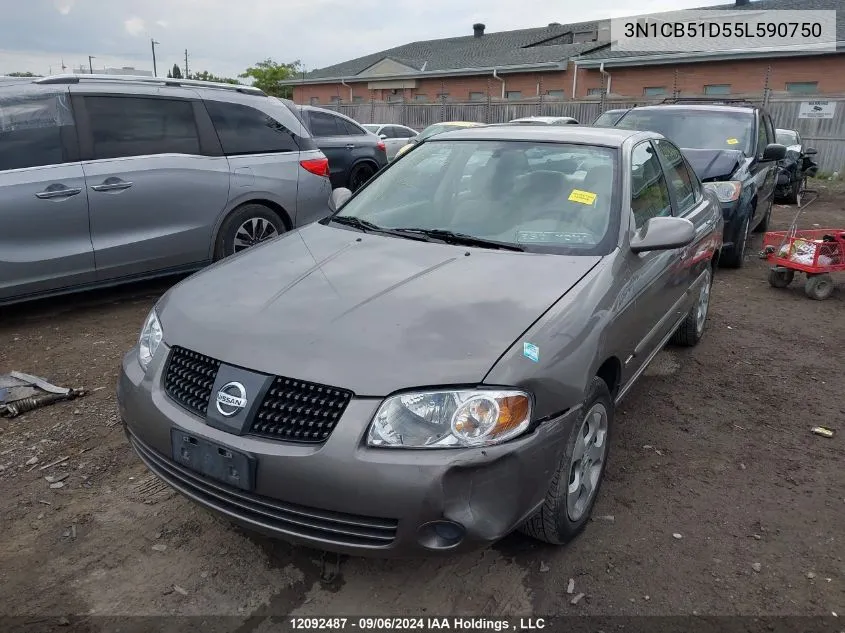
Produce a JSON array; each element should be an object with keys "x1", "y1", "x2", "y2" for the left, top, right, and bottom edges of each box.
[
  {"x1": 329, "y1": 215, "x2": 428, "y2": 241},
  {"x1": 390, "y1": 228, "x2": 525, "y2": 252}
]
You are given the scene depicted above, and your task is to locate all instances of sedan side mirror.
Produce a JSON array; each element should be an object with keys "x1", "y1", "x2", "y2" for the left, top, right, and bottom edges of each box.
[
  {"x1": 328, "y1": 187, "x2": 352, "y2": 213},
  {"x1": 805, "y1": 147, "x2": 818, "y2": 156},
  {"x1": 379, "y1": 134, "x2": 388, "y2": 140},
  {"x1": 762, "y1": 143, "x2": 787, "y2": 162},
  {"x1": 630, "y1": 216, "x2": 695, "y2": 254}
]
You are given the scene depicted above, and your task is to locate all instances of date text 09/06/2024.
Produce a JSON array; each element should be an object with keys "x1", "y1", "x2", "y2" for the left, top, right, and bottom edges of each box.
[{"x1": 288, "y1": 618, "x2": 549, "y2": 631}]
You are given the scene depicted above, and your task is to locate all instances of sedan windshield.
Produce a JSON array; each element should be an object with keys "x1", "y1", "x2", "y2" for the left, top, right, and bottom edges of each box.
[
  {"x1": 776, "y1": 130, "x2": 799, "y2": 146},
  {"x1": 418, "y1": 123, "x2": 475, "y2": 141},
  {"x1": 615, "y1": 109, "x2": 755, "y2": 155},
  {"x1": 332, "y1": 140, "x2": 619, "y2": 255}
]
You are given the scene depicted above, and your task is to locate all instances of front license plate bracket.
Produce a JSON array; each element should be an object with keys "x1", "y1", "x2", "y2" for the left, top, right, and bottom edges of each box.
[{"x1": 170, "y1": 429, "x2": 256, "y2": 492}]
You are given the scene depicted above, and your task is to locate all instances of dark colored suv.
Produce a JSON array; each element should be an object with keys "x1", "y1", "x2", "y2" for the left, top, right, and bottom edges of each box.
[
  {"x1": 296, "y1": 105, "x2": 388, "y2": 191},
  {"x1": 609, "y1": 102, "x2": 786, "y2": 268}
]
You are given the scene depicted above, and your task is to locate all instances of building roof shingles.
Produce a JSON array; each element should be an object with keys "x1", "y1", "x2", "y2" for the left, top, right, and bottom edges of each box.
[{"x1": 300, "y1": 0, "x2": 845, "y2": 81}]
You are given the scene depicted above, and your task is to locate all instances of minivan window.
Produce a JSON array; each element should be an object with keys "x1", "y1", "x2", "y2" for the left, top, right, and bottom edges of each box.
[
  {"x1": 205, "y1": 100, "x2": 298, "y2": 155},
  {"x1": 615, "y1": 109, "x2": 755, "y2": 155},
  {"x1": 86, "y1": 96, "x2": 200, "y2": 160},
  {"x1": 0, "y1": 93, "x2": 72, "y2": 171}
]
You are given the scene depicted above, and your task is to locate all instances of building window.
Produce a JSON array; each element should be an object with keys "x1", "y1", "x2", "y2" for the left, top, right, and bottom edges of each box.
[
  {"x1": 587, "y1": 88, "x2": 603, "y2": 96},
  {"x1": 414, "y1": 94, "x2": 428, "y2": 102},
  {"x1": 437, "y1": 93, "x2": 449, "y2": 101},
  {"x1": 704, "y1": 84, "x2": 731, "y2": 95},
  {"x1": 546, "y1": 89, "x2": 565, "y2": 99},
  {"x1": 329, "y1": 96, "x2": 341, "y2": 104},
  {"x1": 352, "y1": 96, "x2": 364, "y2": 103},
  {"x1": 469, "y1": 91, "x2": 485, "y2": 101},
  {"x1": 786, "y1": 81, "x2": 818, "y2": 94},
  {"x1": 643, "y1": 86, "x2": 667, "y2": 96},
  {"x1": 506, "y1": 91, "x2": 522, "y2": 100},
  {"x1": 309, "y1": 97, "x2": 319, "y2": 105},
  {"x1": 387, "y1": 94, "x2": 403, "y2": 103}
]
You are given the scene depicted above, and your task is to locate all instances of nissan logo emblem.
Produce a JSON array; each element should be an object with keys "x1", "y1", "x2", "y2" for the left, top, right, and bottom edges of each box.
[{"x1": 215, "y1": 381, "x2": 248, "y2": 417}]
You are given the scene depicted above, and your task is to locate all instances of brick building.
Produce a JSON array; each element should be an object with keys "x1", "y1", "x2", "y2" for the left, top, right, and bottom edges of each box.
[{"x1": 286, "y1": 0, "x2": 845, "y2": 105}]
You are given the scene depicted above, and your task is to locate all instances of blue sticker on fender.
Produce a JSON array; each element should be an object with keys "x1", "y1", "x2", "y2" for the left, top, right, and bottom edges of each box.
[{"x1": 523, "y1": 342, "x2": 540, "y2": 363}]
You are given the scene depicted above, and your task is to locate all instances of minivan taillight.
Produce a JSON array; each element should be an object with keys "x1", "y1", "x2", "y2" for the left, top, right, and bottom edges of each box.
[{"x1": 300, "y1": 158, "x2": 330, "y2": 178}]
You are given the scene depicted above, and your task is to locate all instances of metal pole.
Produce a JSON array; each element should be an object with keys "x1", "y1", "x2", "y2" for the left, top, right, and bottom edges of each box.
[
  {"x1": 440, "y1": 79, "x2": 446, "y2": 122},
  {"x1": 486, "y1": 78, "x2": 492, "y2": 123},
  {"x1": 537, "y1": 74, "x2": 544, "y2": 116},
  {"x1": 88, "y1": 56, "x2": 95, "y2": 74},
  {"x1": 184, "y1": 49, "x2": 189, "y2": 79},
  {"x1": 151, "y1": 39, "x2": 159, "y2": 77},
  {"x1": 763, "y1": 64, "x2": 772, "y2": 107}
]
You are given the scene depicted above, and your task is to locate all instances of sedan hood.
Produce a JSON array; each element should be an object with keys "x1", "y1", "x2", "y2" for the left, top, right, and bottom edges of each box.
[
  {"x1": 157, "y1": 222, "x2": 601, "y2": 396},
  {"x1": 682, "y1": 148, "x2": 746, "y2": 182}
]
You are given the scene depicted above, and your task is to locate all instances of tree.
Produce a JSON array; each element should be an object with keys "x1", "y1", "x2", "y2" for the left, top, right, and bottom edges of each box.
[
  {"x1": 171, "y1": 64, "x2": 183, "y2": 79},
  {"x1": 239, "y1": 59, "x2": 301, "y2": 98},
  {"x1": 7, "y1": 71, "x2": 40, "y2": 77},
  {"x1": 188, "y1": 70, "x2": 240, "y2": 85}
]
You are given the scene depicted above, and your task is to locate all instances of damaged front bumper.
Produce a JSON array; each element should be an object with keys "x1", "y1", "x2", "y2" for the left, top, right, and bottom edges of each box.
[{"x1": 117, "y1": 347, "x2": 576, "y2": 557}]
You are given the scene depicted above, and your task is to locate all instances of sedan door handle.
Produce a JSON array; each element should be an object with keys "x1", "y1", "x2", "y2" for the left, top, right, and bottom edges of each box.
[
  {"x1": 91, "y1": 180, "x2": 133, "y2": 192},
  {"x1": 345, "y1": 144, "x2": 356, "y2": 150},
  {"x1": 35, "y1": 186, "x2": 83, "y2": 199}
]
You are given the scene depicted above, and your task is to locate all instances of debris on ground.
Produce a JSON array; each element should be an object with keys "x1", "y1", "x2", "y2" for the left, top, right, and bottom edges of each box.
[
  {"x1": 673, "y1": 533, "x2": 683, "y2": 539},
  {"x1": 172, "y1": 585, "x2": 189, "y2": 596},
  {"x1": 539, "y1": 561, "x2": 549, "y2": 572},
  {"x1": 811, "y1": 426, "x2": 835, "y2": 438},
  {"x1": 570, "y1": 592, "x2": 585, "y2": 605},
  {"x1": 0, "y1": 372, "x2": 85, "y2": 418},
  {"x1": 152, "y1": 544, "x2": 167, "y2": 552},
  {"x1": 752, "y1": 563, "x2": 762, "y2": 573},
  {"x1": 39, "y1": 456, "x2": 69, "y2": 470},
  {"x1": 567, "y1": 578, "x2": 575, "y2": 594},
  {"x1": 49, "y1": 482, "x2": 65, "y2": 489},
  {"x1": 595, "y1": 515, "x2": 615, "y2": 522},
  {"x1": 807, "y1": 572, "x2": 817, "y2": 579},
  {"x1": 45, "y1": 474, "x2": 69, "y2": 484}
]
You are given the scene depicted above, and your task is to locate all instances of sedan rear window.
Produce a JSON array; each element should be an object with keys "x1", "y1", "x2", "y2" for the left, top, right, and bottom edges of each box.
[
  {"x1": 614, "y1": 109, "x2": 754, "y2": 155},
  {"x1": 334, "y1": 140, "x2": 619, "y2": 255}
]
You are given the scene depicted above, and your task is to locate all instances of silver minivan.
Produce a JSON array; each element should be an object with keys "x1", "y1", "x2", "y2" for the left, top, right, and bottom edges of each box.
[{"x1": 0, "y1": 74, "x2": 332, "y2": 305}]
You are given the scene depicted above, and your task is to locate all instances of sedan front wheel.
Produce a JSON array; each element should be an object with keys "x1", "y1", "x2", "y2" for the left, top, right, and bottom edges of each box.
[{"x1": 520, "y1": 376, "x2": 614, "y2": 545}]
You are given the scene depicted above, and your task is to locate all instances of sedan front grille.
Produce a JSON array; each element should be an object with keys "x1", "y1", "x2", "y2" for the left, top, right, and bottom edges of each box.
[
  {"x1": 163, "y1": 346, "x2": 221, "y2": 417},
  {"x1": 250, "y1": 377, "x2": 353, "y2": 443},
  {"x1": 162, "y1": 346, "x2": 353, "y2": 444}
]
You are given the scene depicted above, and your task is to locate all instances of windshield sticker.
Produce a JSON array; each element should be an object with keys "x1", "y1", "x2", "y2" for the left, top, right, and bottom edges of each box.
[
  {"x1": 568, "y1": 189, "x2": 598, "y2": 205},
  {"x1": 516, "y1": 231, "x2": 594, "y2": 244},
  {"x1": 523, "y1": 342, "x2": 540, "y2": 363},
  {"x1": 726, "y1": 138, "x2": 739, "y2": 145}
]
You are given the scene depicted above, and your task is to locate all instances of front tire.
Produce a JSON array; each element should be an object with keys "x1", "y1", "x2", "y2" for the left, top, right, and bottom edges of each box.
[
  {"x1": 721, "y1": 215, "x2": 750, "y2": 269},
  {"x1": 520, "y1": 377, "x2": 613, "y2": 545},
  {"x1": 672, "y1": 265, "x2": 713, "y2": 347},
  {"x1": 214, "y1": 204, "x2": 286, "y2": 261}
]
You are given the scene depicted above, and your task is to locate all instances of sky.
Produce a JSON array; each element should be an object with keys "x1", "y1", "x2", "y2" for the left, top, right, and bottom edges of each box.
[{"x1": 0, "y1": 0, "x2": 730, "y2": 78}]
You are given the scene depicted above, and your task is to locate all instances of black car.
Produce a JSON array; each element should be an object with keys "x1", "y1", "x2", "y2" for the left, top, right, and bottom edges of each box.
[
  {"x1": 610, "y1": 102, "x2": 787, "y2": 268},
  {"x1": 775, "y1": 128, "x2": 819, "y2": 205},
  {"x1": 592, "y1": 109, "x2": 628, "y2": 126},
  {"x1": 295, "y1": 105, "x2": 388, "y2": 191}
]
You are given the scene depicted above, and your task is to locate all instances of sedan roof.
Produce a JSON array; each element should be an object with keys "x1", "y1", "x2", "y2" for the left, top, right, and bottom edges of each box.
[{"x1": 431, "y1": 124, "x2": 648, "y2": 147}]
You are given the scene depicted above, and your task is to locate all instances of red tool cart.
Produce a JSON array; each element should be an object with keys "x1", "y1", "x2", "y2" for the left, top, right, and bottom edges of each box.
[{"x1": 762, "y1": 227, "x2": 845, "y2": 300}]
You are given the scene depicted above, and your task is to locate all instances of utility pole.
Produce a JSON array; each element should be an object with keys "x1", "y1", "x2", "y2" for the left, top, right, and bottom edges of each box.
[
  {"x1": 151, "y1": 39, "x2": 159, "y2": 77},
  {"x1": 88, "y1": 55, "x2": 95, "y2": 74},
  {"x1": 184, "y1": 49, "x2": 189, "y2": 79}
]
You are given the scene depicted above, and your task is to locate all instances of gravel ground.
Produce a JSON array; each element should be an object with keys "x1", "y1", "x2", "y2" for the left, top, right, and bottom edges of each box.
[{"x1": 1, "y1": 184, "x2": 843, "y2": 629}]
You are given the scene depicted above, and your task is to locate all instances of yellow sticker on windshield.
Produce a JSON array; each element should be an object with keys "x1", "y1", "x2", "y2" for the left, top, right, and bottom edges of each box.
[
  {"x1": 569, "y1": 189, "x2": 597, "y2": 205},
  {"x1": 726, "y1": 138, "x2": 739, "y2": 145}
]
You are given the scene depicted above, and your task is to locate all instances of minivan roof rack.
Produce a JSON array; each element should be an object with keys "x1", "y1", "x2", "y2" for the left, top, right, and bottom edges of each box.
[
  {"x1": 659, "y1": 96, "x2": 757, "y2": 107},
  {"x1": 32, "y1": 74, "x2": 266, "y2": 96}
]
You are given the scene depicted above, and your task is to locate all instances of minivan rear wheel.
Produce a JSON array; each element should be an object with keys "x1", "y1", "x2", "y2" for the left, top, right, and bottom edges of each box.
[
  {"x1": 214, "y1": 204, "x2": 286, "y2": 260},
  {"x1": 520, "y1": 376, "x2": 613, "y2": 545}
]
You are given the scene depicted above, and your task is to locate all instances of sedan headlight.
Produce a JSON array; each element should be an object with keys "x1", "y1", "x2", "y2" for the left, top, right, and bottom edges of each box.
[
  {"x1": 138, "y1": 309, "x2": 163, "y2": 372},
  {"x1": 367, "y1": 389, "x2": 532, "y2": 448},
  {"x1": 704, "y1": 181, "x2": 742, "y2": 203}
]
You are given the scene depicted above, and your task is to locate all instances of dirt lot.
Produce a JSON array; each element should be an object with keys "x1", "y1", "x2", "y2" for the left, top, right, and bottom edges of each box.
[{"x1": 1, "y1": 184, "x2": 844, "y2": 628}]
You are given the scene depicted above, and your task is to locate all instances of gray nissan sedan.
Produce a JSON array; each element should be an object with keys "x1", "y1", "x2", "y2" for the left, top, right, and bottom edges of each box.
[{"x1": 118, "y1": 125, "x2": 724, "y2": 557}]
